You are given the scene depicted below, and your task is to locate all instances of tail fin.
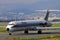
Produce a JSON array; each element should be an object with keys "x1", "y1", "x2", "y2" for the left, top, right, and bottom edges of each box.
[{"x1": 44, "y1": 10, "x2": 49, "y2": 21}]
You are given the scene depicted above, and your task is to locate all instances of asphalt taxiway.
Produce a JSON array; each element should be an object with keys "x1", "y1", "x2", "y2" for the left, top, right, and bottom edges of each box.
[{"x1": 0, "y1": 30, "x2": 60, "y2": 39}]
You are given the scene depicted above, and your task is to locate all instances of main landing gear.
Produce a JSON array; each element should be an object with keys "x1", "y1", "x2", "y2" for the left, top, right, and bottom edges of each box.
[
  {"x1": 24, "y1": 30, "x2": 28, "y2": 34},
  {"x1": 38, "y1": 30, "x2": 42, "y2": 34},
  {"x1": 24, "y1": 30, "x2": 42, "y2": 34}
]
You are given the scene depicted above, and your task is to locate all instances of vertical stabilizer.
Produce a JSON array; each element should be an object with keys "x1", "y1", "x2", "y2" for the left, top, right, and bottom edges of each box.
[{"x1": 44, "y1": 10, "x2": 49, "y2": 21}]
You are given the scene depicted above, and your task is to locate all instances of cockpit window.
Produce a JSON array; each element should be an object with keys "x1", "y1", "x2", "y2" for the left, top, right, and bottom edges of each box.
[
  {"x1": 9, "y1": 24, "x2": 15, "y2": 25},
  {"x1": 8, "y1": 22, "x2": 15, "y2": 25}
]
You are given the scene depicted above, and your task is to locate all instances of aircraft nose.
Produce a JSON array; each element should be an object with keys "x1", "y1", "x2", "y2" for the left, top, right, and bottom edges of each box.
[{"x1": 6, "y1": 25, "x2": 14, "y2": 31}]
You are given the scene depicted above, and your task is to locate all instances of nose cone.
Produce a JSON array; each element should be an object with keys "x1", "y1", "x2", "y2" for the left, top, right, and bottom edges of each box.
[
  {"x1": 6, "y1": 25, "x2": 14, "y2": 31},
  {"x1": 6, "y1": 25, "x2": 13, "y2": 28}
]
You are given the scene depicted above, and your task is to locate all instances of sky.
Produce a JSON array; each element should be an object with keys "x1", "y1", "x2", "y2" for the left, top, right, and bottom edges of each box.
[
  {"x1": 0, "y1": 0, "x2": 48, "y2": 4},
  {"x1": 0, "y1": 0, "x2": 60, "y2": 12}
]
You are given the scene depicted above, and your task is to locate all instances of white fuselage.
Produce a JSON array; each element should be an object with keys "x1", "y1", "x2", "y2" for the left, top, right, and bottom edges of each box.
[{"x1": 6, "y1": 20, "x2": 51, "y2": 32}]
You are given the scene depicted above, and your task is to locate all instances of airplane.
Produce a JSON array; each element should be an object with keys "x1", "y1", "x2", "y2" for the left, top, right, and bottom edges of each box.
[{"x1": 6, "y1": 10, "x2": 60, "y2": 35}]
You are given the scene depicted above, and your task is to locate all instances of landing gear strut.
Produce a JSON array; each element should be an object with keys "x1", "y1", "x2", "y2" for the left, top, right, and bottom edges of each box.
[
  {"x1": 9, "y1": 33, "x2": 12, "y2": 35},
  {"x1": 38, "y1": 30, "x2": 42, "y2": 34},
  {"x1": 24, "y1": 30, "x2": 28, "y2": 34}
]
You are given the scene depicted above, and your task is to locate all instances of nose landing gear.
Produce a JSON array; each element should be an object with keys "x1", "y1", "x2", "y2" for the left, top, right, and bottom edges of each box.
[
  {"x1": 9, "y1": 33, "x2": 12, "y2": 35},
  {"x1": 7, "y1": 28, "x2": 12, "y2": 35}
]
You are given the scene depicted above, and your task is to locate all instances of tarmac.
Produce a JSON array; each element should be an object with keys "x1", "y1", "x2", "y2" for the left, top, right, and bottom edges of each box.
[{"x1": 0, "y1": 30, "x2": 60, "y2": 38}]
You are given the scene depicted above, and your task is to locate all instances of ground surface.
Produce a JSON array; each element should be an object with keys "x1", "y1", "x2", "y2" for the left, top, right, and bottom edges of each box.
[{"x1": 0, "y1": 30, "x2": 60, "y2": 40}]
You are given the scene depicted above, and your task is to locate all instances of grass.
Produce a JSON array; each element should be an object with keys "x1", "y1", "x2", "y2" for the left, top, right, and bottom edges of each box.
[
  {"x1": 0, "y1": 22, "x2": 8, "y2": 32},
  {"x1": 52, "y1": 23, "x2": 60, "y2": 27},
  {"x1": 2, "y1": 35, "x2": 60, "y2": 40},
  {"x1": 0, "y1": 27, "x2": 6, "y2": 32},
  {"x1": 0, "y1": 22, "x2": 8, "y2": 26}
]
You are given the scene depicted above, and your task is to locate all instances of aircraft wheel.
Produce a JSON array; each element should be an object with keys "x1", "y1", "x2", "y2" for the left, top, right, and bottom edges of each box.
[
  {"x1": 38, "y1": 30, "x2": 42, "y2": 34},
  {"x1": 9, "y1": 33, "x2": 12, "y2": 35},
  {"x1": 24, "y1": 30, "x2": 28, "y2": 34}
]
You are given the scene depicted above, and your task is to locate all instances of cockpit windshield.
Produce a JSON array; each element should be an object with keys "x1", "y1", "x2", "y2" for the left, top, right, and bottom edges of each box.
[
  {"x1": 8, "y1": 22, "x2": 15, "y2": 25},
  {"x1": 9, "y1": 24, "x2": 15, "y2": 25}
]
